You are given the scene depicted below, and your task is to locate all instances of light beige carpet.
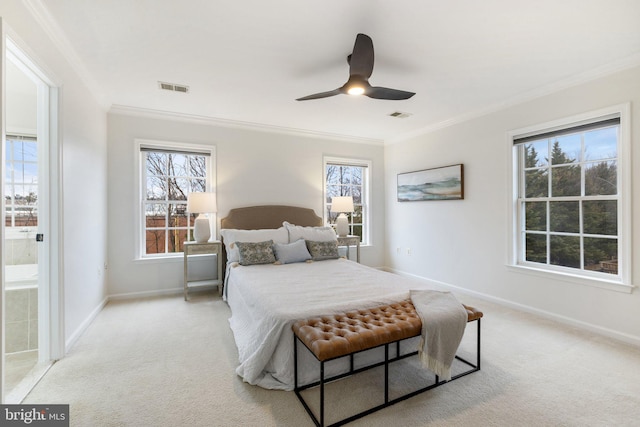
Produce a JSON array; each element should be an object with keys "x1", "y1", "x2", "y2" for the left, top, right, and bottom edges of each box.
[{"x1": 24, "y1": 292, "x2": 640, "y2": 426}]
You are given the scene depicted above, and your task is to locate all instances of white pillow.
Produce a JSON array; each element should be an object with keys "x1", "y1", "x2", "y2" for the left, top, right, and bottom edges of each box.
[
  {"x1": 272, "y1": 239, "x2": 312, "y2": 264},
  {"x1": 283, "y1": 221, "x2": 337, "y2": 243},
  {"x1": 220, "y1": 227, "x2": 288, "y2": 262}
]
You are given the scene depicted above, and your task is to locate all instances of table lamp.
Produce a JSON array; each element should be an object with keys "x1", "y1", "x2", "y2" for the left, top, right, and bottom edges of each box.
[
  {"x1": 187, "y1": 192, "x2": 217, "y2": 243},
  {"x1": 331, "y1": 196, "x2": 354, "y2": 237}
]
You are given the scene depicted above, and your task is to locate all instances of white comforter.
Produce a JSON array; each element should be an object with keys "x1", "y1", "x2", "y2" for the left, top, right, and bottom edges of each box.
[{"x1": 225, "y1": 258, "x2": 435, "y2": 390}]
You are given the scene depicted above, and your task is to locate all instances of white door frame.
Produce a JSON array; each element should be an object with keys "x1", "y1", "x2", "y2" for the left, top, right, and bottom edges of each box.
[{"x1": 1, "y1": 26, "x2": 64, "y2": 402}]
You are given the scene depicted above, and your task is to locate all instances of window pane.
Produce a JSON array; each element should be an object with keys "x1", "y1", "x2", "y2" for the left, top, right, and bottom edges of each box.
[
  {"x1": 191, "y1": 178, "x2": 206, "y2": 193},
  {"x1": 351, "y1": 225, "x2": 362, "y2": 240},
  {"x1": 22, "y1": 141, "x2": 37, "y2": 162},
  {"x1": 525, "y1": 169, "x2": 548, "y2": 198},
  {"x1": 326, "y1": 165, "x2": 341, "y2": 185},
  {"x1": 550, "y1": 235, "x2": 580, "y2": 268},
  {"x1": 583, "y1": 200, "x2": 617, "y2": 236},
  {"x1": 524, "y1": 201, "x2": 546, "y2": 231},
  {"x1": 549, "y1": 201, "x2": 579, "y2": 233},
  {"x1": 145, "y1": 203, "x2": 166, "y2": 227},
  {"x1": 167, "y1": 228, "x2": 188, "y2": 253},
  {"x1": 170, "y1": 178, "x2": 189, "y2": 201},
  {"x1": 168, "y1": 203, "x2": 188, "y2": 228},
  {"x1": 525, "y1": 233, "x2": 546, "y2": 263},
  {"x1": 524, "y1": 140, "x2": 548, "y2": 168},
  {"x1": 146, "y1": 177, "x2": 167, "y2": 200},
  {"x1": 169, "y1": 153, "x2": 188, "y2": 177},
  {"x1": 584, "y1": 127, "x2": 617, "y2": 161},
  {"x1": 551, "y1": 165, "x2": 581, "y2": 197},
  {"x1": 585, "y1": 161, "x2": 616, "y2": 196},
  {"x1": 146, "y1": 229, "x2": 166, "y2": 254},
  {"x1": 584, "y1": 237, "x2": 617, "y2": 274},
  {"x1": 13, "y1": 141, "x2": 24, "y2": 161},
  {"x1": 349, "y1": 166, "x2": 362, "y2": 182},
  {"x1": 146, "y1": 152, "x2": 167, "y2": 176},
  {"x1": 551, "y1": 135, "x2": 580, "y2": 165},
  {"x1": 23, "y1": 163, "x2": 38, "y2": 184},
  {"x1": 189, "y1": 155, "x2": 207, "y2": 178}
]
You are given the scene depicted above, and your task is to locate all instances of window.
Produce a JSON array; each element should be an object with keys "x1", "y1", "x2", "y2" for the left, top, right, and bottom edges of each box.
[
  {"x1": 5, "y1": 135, "x2": 38, "y2": 229},
  {"x1": 137, "y1": 140, "x2": 215, "y2": 258},
  {"x1": 511, "y1": 106, "x2": 631, "y2": 290},
  {"x1": 324, "y1": 157, "x2": 371, "y2": 244}
]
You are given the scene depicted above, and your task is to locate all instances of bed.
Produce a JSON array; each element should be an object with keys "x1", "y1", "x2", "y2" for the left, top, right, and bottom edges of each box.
[{"x1": 220, "y1": 205, "x2": 464, "y2": 391}]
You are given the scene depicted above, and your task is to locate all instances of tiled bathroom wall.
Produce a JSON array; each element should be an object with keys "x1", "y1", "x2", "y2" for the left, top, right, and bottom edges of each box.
[{"x1": 5, "y1": 287, "x2": 38, "y2": 353}]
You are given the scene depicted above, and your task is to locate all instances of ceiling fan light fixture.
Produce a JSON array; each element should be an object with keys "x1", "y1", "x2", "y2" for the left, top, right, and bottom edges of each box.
[{"x1": 296, "y1": 34, "x2": 416, "y2": 101}]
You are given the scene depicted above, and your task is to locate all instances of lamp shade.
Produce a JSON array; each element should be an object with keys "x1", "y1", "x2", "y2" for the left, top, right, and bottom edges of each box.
[
  {"x1": 187, "y1": 192, "x2": 217, "y2": 214},
  {"x1": 330, "y1": 196, "x2": 354, "y2": 213}
]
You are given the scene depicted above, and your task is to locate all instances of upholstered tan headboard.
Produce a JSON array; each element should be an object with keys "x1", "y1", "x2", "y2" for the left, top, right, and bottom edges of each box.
[
  {"x1": 219, "y1": 205, "x2": 323, "y2": 274},
  {"x1": 220, "y1": 205, "x2": 322, "y2": 230}
]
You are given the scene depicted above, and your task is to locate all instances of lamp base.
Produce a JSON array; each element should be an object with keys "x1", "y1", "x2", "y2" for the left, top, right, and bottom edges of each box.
[
  {"x1": 336, "y1": 213, "x2": 349, "y2": 237},
  {"x1": 193, "y1": 214, "x2": 211, "y2": 243}
]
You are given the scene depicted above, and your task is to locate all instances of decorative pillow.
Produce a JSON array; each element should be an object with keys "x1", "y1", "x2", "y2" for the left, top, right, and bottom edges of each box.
[
  {"x1": 220, "y1": 227, "x2": 288, "y2": 262},
  {"x1": 236, "y1": 240, "x2": 276, "y2": 266},
  {"x1": 272, "y1": 239, "x2": 312, "y2": 264},
  {"x1": 306, "y1": 240, "x2": 340, "y2": 261},
  {"x1": 283, "y1": 221, "x2": 337, "y2": 243}
]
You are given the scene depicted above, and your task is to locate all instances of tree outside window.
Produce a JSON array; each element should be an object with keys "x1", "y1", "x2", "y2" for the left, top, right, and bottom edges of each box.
[
  {"x1": 518, "y1": 122, "x2": 619, "y2": 277},
  {"x1": 324, "y1": 158, "x2": 370, "y2": 244},
  {"x1": 141, "y1": 147, "x2": 212, "y2": 256}
]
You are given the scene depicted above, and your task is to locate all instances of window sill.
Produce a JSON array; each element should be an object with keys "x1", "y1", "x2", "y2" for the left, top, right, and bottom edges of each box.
[
  {"x1": 133, "y1": 255, "x2": 183, "y2": 264},
  {"x1": 506, "y1": 264, "x2": 634, "y2": 294}
]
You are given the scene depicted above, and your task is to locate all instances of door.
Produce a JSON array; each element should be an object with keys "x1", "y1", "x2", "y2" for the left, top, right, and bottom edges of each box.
[{"x1": 2, "y1": 32, "x2": 62, "y2": 403}]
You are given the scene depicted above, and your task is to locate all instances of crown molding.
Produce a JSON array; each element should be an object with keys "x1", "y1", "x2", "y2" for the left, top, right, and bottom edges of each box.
[
  {"x1": 23, "y1": 0, "x2": 110, "y2": 109},
  {"x1": 108, "y1": 105, "x2": 385, "y2": 146},
  {"x1": 386, "y1": 52, "x2": 640, "y2": 145}
]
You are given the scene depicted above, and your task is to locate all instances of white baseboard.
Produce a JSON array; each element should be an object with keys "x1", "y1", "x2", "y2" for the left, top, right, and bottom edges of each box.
[
  {"x1": 108, "y1": 287, "x2": 183, "y2": 301},
  {"x1": 65, "y1": 297, "x2": 108, "y2": 353},
  {"x1": 385, "y1": 267, "x2": 640, "y2": 348}
]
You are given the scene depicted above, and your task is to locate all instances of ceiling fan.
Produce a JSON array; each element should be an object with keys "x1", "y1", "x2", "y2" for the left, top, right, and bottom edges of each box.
[{"x1": 296, "y1": 33, "x2": 415, "y2": 101}]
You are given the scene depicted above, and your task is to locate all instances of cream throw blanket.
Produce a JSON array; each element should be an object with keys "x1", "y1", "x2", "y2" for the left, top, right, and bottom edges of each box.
[{"x1": 410, "y1": 290, "x2": 468, "y2": 381}]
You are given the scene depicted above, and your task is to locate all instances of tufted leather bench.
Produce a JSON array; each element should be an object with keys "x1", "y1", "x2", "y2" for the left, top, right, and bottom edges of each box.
[
  {"x1": 292, "y1": 299, "x2": 483, "y2": 427},
  {"x1": 292, "y1": 299, "x2": 483, "y2": 362}
]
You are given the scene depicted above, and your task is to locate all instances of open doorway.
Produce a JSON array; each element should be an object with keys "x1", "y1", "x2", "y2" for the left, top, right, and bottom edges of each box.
[{"x1": 2, "y1": 37, "x2": 62, "y2": 403}]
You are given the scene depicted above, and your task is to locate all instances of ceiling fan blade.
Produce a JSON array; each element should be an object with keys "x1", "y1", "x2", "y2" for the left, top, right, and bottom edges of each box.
[
  {"x1": 349, "y1": 33, "x2": 374, "y2": 78},
  {"x1": 366, "y1": 86, "x2": 415, "y2": 100},
  {"x1": 296, "y1": 88, "x2": 342, "y2": 101}
]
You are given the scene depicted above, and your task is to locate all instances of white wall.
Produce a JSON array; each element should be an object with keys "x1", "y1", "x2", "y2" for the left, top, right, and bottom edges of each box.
[
  {"x1": 107, "y1": 113, "x2": 385, "y2": 297},
  {"x1": 1, "y1": 1, "x2": 109, "y2": 351},
  {"x1": 6, "y1": 59, "x2": 36, "y2": 135},
  {"x1": 385, "y1": 65, "x2": 640, "y2": 345}
]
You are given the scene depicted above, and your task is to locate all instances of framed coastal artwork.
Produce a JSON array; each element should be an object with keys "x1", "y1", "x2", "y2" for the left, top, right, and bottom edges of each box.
[{"x1": 397, "y1": 164, "x2": 464, "y2": 201}]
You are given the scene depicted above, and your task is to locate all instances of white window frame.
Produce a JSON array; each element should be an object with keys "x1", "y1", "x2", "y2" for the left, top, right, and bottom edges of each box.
[
  {"x1": 323, "y1": 156, "x2": 372, "y2": 245},
  {"x1": 507, "y1": 104, "x2": 632, "y2": 293},
  {"x1": 5, "y1": 134, "x2": 39, "y2": 232},
  {"x1": 135, "y1": 139, "x2": 216, "y2": 259}
]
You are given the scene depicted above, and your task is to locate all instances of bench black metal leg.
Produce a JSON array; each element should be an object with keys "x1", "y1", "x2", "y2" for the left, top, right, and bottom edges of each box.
[{"x1": 294, "y1": 318, "x2": 482, "y2": 427}]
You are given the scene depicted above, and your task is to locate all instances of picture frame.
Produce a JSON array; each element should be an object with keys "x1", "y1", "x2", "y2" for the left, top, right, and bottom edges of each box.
[{"x1": 397, "y1": 164, "x2": 464, "y2": 201}]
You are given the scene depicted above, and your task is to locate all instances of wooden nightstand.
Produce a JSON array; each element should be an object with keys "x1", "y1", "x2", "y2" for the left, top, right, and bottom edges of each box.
[
  {"x1": 183, "y1": 241, "x2": 223, "y2": 301},
  {"x1": 337, "y1": 235, "x2": 360, "y2": 263}
]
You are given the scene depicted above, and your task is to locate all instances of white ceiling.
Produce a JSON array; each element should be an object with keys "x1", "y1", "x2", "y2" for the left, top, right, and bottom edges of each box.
[{"x1": 34, "y1": 0, "x2": 640, "y2": 143}]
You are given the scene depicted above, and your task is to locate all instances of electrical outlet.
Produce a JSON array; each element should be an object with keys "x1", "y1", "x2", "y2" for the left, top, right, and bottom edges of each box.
[
  {"x1": 407, "y1": 248, "x2": 411, "y2": 256},
  {"x1": 396, "y1": 247, "x2": 401, "y2": 255}
]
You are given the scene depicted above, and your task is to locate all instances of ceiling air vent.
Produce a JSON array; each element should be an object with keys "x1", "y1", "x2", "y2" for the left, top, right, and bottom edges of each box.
[
  {"x1": 388, "y1": 111, "x2": 412, "y2": 119},
  {"x1": 158, "y1": 81, "x2": 190, "y2": 93}
]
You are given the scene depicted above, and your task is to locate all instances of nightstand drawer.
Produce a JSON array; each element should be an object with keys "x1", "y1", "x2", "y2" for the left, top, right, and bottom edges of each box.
[{"x1": 187, "y1": 244, "x2": 220, "y2": 255}]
